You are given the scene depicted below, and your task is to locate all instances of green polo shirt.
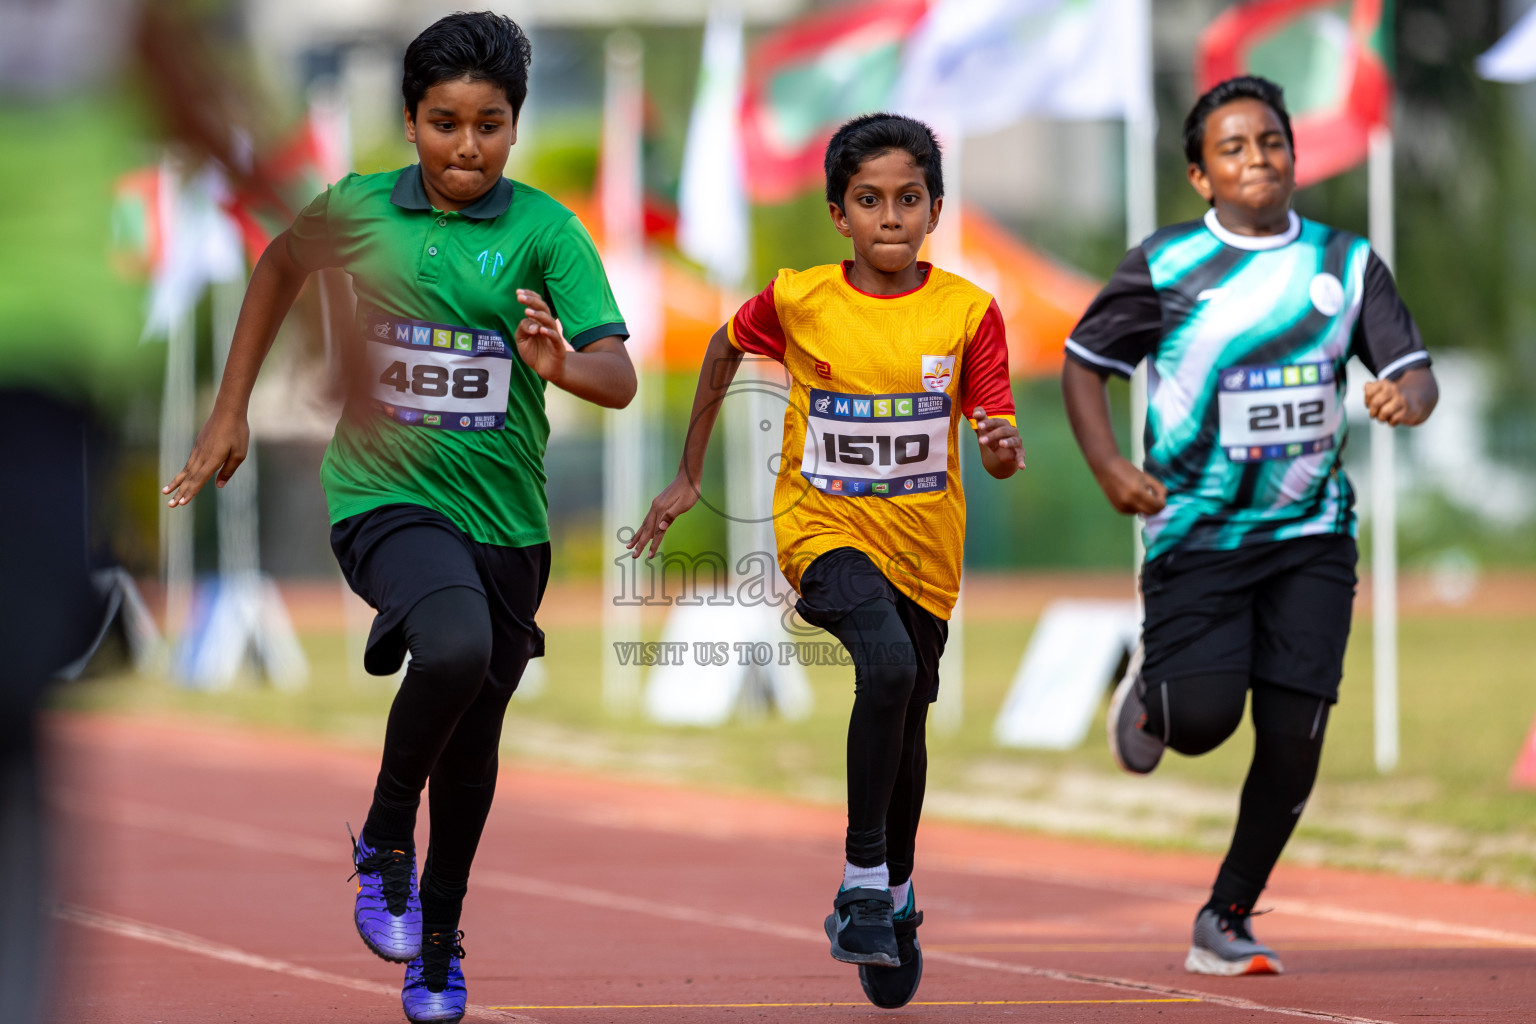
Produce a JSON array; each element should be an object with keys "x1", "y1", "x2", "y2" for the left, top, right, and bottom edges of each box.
[{"x1": 287, "y1": 165, "x2": 627, "y2": 548}]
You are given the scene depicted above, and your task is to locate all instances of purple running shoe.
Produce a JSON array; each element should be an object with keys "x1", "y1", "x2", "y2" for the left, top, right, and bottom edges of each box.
[
  {"x1": 402, "y1": 930, "x2": 468, "y2": 1023},
  {"x1": 348, "y1": 824, "x2": 421, "y2": 962}
]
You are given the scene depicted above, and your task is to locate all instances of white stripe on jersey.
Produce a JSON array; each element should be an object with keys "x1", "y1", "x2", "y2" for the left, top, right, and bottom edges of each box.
[
  {"x1": 1376, "y1": 350, "x2": 1431, "y2": 380},
  {"x1": 1065, "y1": 338, "x2": 1136, "y2": 378}
]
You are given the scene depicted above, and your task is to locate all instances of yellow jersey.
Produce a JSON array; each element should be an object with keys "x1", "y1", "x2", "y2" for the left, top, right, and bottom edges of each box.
[{"x1": 728, "y1": 261, "x2": 1015, "y2": 619}]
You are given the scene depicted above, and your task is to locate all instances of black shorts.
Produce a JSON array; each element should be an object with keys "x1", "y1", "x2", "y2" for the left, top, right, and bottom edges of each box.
[
  {"x1": 330, "y1": 503, "x2": 549, "y2": 676},
  {"x1": 1140, "y1": 534, "x2": 1358, "y2": 702},
  {"x1": 795, "y1": 547, "x2": 948, "y2": 704}
]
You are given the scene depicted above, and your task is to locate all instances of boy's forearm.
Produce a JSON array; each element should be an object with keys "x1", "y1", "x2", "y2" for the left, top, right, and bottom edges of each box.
[
  {"x1": 1061, "y1": 358, "x2": 1124, "y2": 477},
  {"x1": 215, "y1": 233, "x2": 310, "y2": 416},
  {"x1": 1396, "y1": 366, "x2": 1438, "y2": 426},
  {"x1": 678, "y1": 326, "x2": 742, "y2": 480},
  {"x1": 551, "y1": 340, "x2": 636, "y2": 408},
  {"x1": 978, "y1": 441, "x2": 1018, "y2": 479}
]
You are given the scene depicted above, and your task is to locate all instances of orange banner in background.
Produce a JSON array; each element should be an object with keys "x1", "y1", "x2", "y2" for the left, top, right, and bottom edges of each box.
[
  {"x1": 927, "y1": 207, "x2": 1102, "y2": 380},
  {"x1": 569, "y1": 194, "x2": 1098, "y2": 379}
]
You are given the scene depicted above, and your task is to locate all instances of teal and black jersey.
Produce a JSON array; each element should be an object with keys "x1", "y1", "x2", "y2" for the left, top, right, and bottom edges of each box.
[{"x1": 1066, "y1": 210, "x2": 1431, "y2": 562}]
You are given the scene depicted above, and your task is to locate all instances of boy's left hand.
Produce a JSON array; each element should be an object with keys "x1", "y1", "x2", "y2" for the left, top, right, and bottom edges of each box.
[
  {"x1": 975, "y1": 407, "x2": 1026, "y2": 469},
  {"x1": 515, "y1": 288, "x2": 569, "y2": 383}
]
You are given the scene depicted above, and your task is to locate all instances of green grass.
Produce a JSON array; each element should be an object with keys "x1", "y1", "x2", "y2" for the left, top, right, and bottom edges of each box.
[{"x1": 58, "y1": 606, "x2": 1536, "y2": 889}]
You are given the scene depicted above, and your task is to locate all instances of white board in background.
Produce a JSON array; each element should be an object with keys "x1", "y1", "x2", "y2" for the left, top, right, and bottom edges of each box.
[
  {"x1": 172, "y1": 574, "x2": 308, "y2": 691},
  {"x1": 993, "y1": 599, "x2": 1139, "y2": 750},
  {"x1": 644, "y1": 602, "x2": 812, "y2": 727}
]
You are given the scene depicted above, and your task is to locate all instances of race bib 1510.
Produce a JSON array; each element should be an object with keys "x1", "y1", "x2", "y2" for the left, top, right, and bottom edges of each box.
[
  {"x1": 364, "y1": 312, "x2": 513, "y2": 431},
  {"x1": 800, "y1": 389, "x2": 950, "y2": 497},
  {"x1": 1217, "y1": 361, "x2": 1341, "y2": 462}
]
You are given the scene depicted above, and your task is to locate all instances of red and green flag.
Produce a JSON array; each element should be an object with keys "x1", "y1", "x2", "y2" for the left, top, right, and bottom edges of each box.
[
  {"x1": 739, "y1": 0, "x2": 930, "y2": 204},
  {"x1": 1196, "y1": 0, "x2": 1392, "y2": 187}
]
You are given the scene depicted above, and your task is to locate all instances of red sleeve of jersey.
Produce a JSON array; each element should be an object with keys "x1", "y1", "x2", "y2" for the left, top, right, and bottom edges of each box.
[
  {"x1": 959, "y1": 299, "x2": 1015, "y2": 425},
  {"x1": 726, "y1": 277, "x2": 787, "y2": 362}
]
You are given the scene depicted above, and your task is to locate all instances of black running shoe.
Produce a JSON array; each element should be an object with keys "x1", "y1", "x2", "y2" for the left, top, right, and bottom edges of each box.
[
  {"x1": 824, "y1": 886, "x2": 899, "y2": 967},
  {"x1": 858, "y1": 886, "x2": 923, "y2": 1008}
]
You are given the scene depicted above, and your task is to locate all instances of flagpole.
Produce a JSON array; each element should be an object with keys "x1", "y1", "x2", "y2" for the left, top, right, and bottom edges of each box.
[
  {"x1": 601, "y1": 31, "x2": 646, "y2": 717},
  {"x1": 1368, "y1": 124, "x2": 1398, "y2": 773}
]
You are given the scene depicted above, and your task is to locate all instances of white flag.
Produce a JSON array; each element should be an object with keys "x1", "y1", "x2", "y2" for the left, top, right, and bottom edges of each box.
[
  {"x1": 1478, "y1": 4, "x2": 1536, "y2": 83},
  {"x1": 895, "y1": 0, "x2": 1143, "y2": 136},
  {"x1": 677, "y1": 6, "x2": 750, "y2": 288}
]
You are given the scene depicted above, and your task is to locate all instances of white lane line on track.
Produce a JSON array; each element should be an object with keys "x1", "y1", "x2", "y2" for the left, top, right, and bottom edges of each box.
[
  {"x1": 917, "y1": 858, "x2": 1536, "y2": 950},
  {"x1": 467, "y1": 872, "x2": 1398, "y2": 1024},
  {"x1": 59, "y1": 789, "x2": 1536, "y2": 950},
  {"x1": 523, "y1": 798, "x2": 1536, "y2": 952},
  {"x1": 55, "y1": 904, "x2": 540, "y2": 1024},
  {"x1": 66, "y1": 794, "x2": 1411, "y2": 1024}
]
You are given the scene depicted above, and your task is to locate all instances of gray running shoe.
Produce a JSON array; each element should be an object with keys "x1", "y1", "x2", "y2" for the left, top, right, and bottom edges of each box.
[
  {"x1": 1106, "y1": 644, "x2": 1164, "y2": 774},
  {"x1": 1185, "y1": 905, "x2": 1283, "y2": 976}
]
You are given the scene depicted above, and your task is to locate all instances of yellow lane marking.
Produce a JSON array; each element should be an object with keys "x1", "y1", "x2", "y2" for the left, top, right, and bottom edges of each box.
[
  {"x1": 490, "y1": 999, "x2": 1201, "y2": 1010},
  {"x1": 929, "y1": 941, "x2": 1511, "y2": 953}
]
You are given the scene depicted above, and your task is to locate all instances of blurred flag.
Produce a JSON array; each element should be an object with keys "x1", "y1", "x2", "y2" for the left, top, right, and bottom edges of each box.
[
  {"x1": 895, "y1": 0, "x2": 1143, "y2": 135},
  {"x1": 140, "y1": 161, "x2": 246, "y2": 340},
  {"x1": 740, "y1": 0, "x2": 929, "y2": 203},
  {"x1": 1478, "y1": 4, "x2": 1536, "y2": 82},
  {"x1": 678, "y1": 6, "x2": 750, "y2": 287},
  {"x1": 1197, "y1": 0, "x2": 1392, "y2": 187}
]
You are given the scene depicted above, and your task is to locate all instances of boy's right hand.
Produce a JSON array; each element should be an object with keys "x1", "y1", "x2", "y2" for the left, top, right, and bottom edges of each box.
[
  {"x1": 1095, "y1": 456, "x2": 1167, "y2": 516},
  {"x1": 161, "y1": 408, "x2": 250, "y2": 507},
  {"x1": 627, "y1": 473, "x2": 702, "y2": 559}
]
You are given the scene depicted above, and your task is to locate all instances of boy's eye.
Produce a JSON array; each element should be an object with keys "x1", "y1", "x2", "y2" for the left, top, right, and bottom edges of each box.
[
  {"x1": 858, "y1": 195, "x2": 879, "y2": 206},
  {"x1": 434, "y1": 122, "x2": 455, "y2": 131}
]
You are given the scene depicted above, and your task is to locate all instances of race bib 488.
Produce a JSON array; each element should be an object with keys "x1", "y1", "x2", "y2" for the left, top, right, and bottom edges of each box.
[
  {"x1": 1218, "y1": 361, "x2": 1341, "y2": 462},
  {"x1": 801, "y1": 388, "x2": 950, "y2": 497},
  {"x1": 365, "y1": 312, "x2": 512, "y2": 431}
]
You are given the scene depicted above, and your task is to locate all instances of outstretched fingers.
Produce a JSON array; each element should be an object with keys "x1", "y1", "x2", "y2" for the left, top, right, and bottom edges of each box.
[{"x1": 627, "y1": 504, "x2": 671, "y2": 560}]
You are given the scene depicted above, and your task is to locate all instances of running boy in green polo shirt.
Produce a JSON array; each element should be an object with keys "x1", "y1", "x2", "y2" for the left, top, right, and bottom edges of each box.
[{"x1": 162, "y1": 13, "x2": 633, "y2": 1023}]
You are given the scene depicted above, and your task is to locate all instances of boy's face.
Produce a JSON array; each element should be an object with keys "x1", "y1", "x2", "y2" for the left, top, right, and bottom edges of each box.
[
  {"x1": 1187, "y1": 98, "x2": 1295, "y2": 217},
  {"x1": 829, "y1": 150, "x2": 941, "y2": 274},
  {"x1": 405, "y1": 77, "x2": 517, "y2": 211}
]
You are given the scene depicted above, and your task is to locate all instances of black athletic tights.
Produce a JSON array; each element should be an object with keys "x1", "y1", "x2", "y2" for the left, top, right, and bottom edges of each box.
[
  {"x1": 362, "y1": 587, "x2": 528, "y2": 933},
  {"x1": 819, "y1": 596, "x2": 937, "y2": 887},
  {"x1": 1142, "y1": 674, "x2": 1331, "y2": 911}
]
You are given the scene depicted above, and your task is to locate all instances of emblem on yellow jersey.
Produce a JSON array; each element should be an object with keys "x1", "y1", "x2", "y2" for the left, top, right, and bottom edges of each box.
[{"x1": 921, "y1": 355, "x2": 955, "y2": 393}]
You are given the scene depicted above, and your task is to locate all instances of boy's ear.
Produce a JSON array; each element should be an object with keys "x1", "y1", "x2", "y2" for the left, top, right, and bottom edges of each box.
[
  {"x1": 925, "y1": 195, "x2": 944, "y2": 235},
  {"x1": 404, "y1": 105, "x2": 417, "y2": 145},
  {"x1": 1187, "y1": 162, "x2": 1214, "y2": 204},
  {"x1": 828, "y1": 200, "x2": 853, "y2": 239}
]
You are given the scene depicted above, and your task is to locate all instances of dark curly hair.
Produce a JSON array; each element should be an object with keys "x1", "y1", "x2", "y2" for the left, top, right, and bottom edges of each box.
[
  {"x1": 402, "y1": 11, "x2": 532, "y2": 120},
  {"x1": 824, "y1": 113, "x2": 944, "y2": 210},
  {"x1": 1182, "y1": 75, "x2": 1294, "y2": 167}
]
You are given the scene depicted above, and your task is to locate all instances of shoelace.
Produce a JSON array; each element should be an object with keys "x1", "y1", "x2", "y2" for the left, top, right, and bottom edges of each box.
[
  {"x1": 420, "y1": 930, "x2": 467, "y2": 992},
  {"x1": 845, "y1": 897, "x2": 893, "y2": 927},
  {"x1": 348, "y1": 831, "x2": 415, "y2": 916},
  {"x1": 1218, "y1": 905, "x2": 1271, "y2": 943}
]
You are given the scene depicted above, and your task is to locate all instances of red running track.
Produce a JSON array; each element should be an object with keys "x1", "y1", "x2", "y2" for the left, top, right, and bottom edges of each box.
[{"x1": 48, "y1": 713, "x2": 1536, "y2": 1024}]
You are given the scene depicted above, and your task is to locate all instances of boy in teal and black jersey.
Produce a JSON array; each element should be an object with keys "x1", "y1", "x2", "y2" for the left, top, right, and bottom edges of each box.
[
  {"x1": 163, "y1": 13, "x2": 634, "y2": 1023},
  {"x1": 1063, "y1": 76, "x2": 1437, "y2": 978}
]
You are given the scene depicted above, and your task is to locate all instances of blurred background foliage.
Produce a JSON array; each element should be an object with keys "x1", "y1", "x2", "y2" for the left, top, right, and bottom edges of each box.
[{"x1": 65, "y1": 0, "x2": 1536, "y2": 579}]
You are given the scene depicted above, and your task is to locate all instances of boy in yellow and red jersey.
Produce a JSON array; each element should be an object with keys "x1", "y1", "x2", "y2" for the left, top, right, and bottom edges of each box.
[{"x1": 628, "y1": 113, "x2": 1024, "y2": 1009}]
